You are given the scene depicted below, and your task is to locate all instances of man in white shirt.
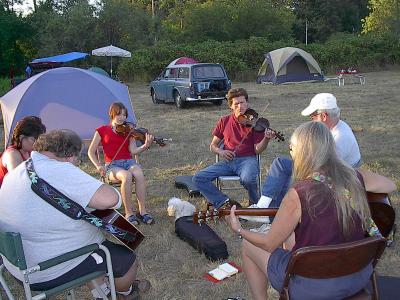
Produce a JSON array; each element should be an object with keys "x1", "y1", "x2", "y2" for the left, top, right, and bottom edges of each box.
[
  {"x1": 244, "y1": 93, "x2": 361, "y2": 221},
  {"x1": 0, "y1": 129, "x2": 149, "y2": 299}
]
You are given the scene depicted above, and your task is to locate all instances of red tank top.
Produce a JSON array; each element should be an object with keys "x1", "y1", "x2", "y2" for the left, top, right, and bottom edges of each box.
[
  {"x1": 96, "y1": 125, "x2": 132, "y2": 163},
  {"x1": 0, "y1": 145, "x2": 25, "y2": 187}
]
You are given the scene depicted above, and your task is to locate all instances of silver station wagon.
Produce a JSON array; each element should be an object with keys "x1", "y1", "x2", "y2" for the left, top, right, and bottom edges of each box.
[{"x1": 150, "y1": 63, "x2": 231, "y2": 108}]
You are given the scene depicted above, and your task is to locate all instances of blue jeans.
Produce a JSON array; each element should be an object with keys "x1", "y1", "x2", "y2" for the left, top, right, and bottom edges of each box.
[
  {"x1": 106, "y1": 159, "x2": 137, "y2": 179},
  {"x1": 262, "y1": 156, "x2": 361, "y2": 208},
  {"x1": 261, "y1": 156, "x2": 293, "y2": 208},
  {"x1": 193, "y1": 156, "x2": 259, "y2": 208}
]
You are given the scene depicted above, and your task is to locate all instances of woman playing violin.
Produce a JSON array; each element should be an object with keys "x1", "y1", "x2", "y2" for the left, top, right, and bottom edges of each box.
[{"x1": 88, "y1": 102, "x2": 155, "y2": 225}]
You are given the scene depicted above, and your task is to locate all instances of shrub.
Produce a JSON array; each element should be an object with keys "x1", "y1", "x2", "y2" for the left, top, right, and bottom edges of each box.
[
  {"x1": 118, "y1": 33, "x2": 400, "y2": 81},
  {"x1": 0, "y1": 77, "x2": 11, "y2": 96}
]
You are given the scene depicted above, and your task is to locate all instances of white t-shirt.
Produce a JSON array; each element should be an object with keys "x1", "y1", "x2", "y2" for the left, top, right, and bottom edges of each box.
[
  {"x1": 331, "y1": 120, "x2": 361, "y2": 167},
  {"x1": 0, "y1": 152, "x2": 104, "y2": 283}
]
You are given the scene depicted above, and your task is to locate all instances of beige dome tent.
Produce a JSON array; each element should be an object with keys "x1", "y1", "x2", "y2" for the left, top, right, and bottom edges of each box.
[{"x1": 257, "y1": 47, "x2": 323, "y2": 84}]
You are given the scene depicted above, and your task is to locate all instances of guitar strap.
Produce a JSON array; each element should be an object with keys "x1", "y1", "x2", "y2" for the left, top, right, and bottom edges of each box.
[{"x1": 25, "y1": 158, "x2": 136, "y2": 242}]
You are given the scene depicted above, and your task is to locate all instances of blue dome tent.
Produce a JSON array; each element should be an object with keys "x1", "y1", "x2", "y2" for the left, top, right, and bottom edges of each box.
[{"x1": 0, "y1": 67, "x2": 136, "y2": 147}]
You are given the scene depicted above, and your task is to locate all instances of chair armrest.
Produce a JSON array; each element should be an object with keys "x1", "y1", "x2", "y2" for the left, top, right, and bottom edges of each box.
[{"x1": 37, "y1": 243, "x2": 99, "y2": 271}]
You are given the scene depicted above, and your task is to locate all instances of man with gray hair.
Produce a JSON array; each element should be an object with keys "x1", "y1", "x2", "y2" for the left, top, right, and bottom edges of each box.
[
  {"x1": 242, "y1": 93, "x2": 361, "y2": 222},
  {"x1": 0, "y1": 129, "x2": 150, "y2": 299}
]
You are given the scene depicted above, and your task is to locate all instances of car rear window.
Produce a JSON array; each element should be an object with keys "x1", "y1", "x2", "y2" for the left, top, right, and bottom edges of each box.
[{"x1": 193, "y1": 65, "x2": 225, "y2": 79}]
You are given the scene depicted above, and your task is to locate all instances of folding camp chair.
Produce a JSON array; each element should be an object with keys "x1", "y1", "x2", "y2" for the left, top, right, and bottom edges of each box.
[
  {"x1": 279, "y1": 236, "x2": 387, "y2": 300},
  {"x1": 95, "y1": 145, "x2": 138, "y2": 189},
  {"x1": 0, "y1": 230, "x2": 117, "y2": 300},
  {"x1": 215, "y1": 153, "x2": 262, "y2": 197}
]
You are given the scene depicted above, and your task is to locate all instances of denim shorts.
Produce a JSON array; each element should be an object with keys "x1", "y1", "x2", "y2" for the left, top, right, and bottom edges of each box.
[
  {"x1": 267, "y1": 248, "x2": 373, "y2": 300},
  {"x1": 106, "y1": 159, "x2": 137, "y2": 178}
]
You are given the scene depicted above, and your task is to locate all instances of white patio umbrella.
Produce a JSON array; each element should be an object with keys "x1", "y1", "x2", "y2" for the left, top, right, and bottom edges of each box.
[{"x1": 92, "y1": 45, "x2": 131, "y2": 77}]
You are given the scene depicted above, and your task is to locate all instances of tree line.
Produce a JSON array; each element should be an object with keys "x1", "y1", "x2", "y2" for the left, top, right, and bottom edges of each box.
[{"x1": 1, "y1": 0, "x2": 399, "y2": 78}]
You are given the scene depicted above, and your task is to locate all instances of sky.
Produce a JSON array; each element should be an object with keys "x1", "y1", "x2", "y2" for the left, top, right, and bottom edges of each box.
[{"x1": 13, "y1": 0, "x2": 34, "y2": 15}]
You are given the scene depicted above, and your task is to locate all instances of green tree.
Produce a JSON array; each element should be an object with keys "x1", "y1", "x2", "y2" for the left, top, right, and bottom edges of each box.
[
  {"x1": 162, "y1": 0, "x2": 294, "y2": 42},
  {"x1": 0, "y1": 7, "x2": 33, "y2": 75},
  {"x1": 27, "y1": 0, "x2": 97, "y2": 55},
  {"x1": 292, "y1": 0, "x2": 369, "y2": 43},
  {"x1": 229, "y1": 0, "x2": 294, "y2": 41},
  {"x1": 362, "y1": 0, "x2": 400, "y2": 36},
  {"x1": 97, "y1": 0, "x2": 154, "y2": 49}
]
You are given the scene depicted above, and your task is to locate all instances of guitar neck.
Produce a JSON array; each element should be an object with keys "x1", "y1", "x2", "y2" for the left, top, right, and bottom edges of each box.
[{"x1": 220, "y1": 208, "x2": 278, "y2": 217}]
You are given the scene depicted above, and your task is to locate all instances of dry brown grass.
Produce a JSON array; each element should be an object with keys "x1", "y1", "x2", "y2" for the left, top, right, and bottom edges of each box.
[{"x1": 1, "y1": 70, "x2": 399, "y2": 299}]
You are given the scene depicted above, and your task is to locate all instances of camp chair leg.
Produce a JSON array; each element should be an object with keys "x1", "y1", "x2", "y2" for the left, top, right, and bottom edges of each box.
[
  {"x1": 338, "y1": 76, "x2": 344, "y2": 86},
  {"x1": 91, "y1": 280, "x2": 109, "y2": 300},
  {"x1": 99, "y1": 244, "x2": 117, "y2": 300},
  {"x1": 22, "y1": 279, "x2": 33, "y2": 300},
  {"x1": 66, "y1": 289, "x2": 76, "y2": 300}
]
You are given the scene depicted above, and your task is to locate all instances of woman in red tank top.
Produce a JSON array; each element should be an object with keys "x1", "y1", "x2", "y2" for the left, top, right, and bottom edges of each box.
[
  {"x1": 226, "y1": 121, "x2": 396, "y2": 300},
  {"x1": 0, "y1": 116, "x2": 46, "y2": 187},
  {"x1": 88, "y1": 102, "x2": 155, "y2": 225}
]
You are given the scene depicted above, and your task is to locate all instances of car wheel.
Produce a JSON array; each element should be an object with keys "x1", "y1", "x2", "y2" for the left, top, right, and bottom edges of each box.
[
  {"x1": 174, "y1": 91, "x2": 185, "y2": 109},
  {"x1": 151, "y1": 89, "x2": 160, "y2": 104},
  {"x1": 213, "y1": 99, "x2": 223, "y2": 106}
]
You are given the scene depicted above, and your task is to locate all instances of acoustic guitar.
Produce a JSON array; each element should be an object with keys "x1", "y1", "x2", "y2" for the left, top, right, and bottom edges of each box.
[
  {"x1": 92, "y1": 209, "x2": 145, "y2": 251},
  {"x1": 193, "y1": 192, "x2": 396, "y2": 240}
]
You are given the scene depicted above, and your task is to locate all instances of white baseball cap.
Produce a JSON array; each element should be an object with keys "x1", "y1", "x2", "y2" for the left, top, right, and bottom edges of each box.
[{"x1": 301, "y1": 93, "x2": 338, "y2": 116}]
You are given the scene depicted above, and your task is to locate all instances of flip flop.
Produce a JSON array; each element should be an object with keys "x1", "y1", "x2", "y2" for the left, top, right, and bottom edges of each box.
[
  {"x1": 127, "y1": 215, "x2": 140, "y2": 226},
  {"x1": 136, "y1": 213, "x2": 155, "y2": 225}
]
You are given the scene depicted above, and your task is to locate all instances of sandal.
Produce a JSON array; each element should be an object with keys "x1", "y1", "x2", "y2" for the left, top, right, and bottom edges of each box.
[
  {"x1": 132, "y1": 279, "x2": 151, "y2": 293},
  {"x1": 136, "y1": 213, "x2": 155, "y2": 225},
  {"x1": 127, "y1": 215, "x2": 140, "y2": 226}
]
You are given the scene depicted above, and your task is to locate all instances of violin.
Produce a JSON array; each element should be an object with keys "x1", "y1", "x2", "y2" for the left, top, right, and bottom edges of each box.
[
  {"x1": 115, "y1": 122, "x2": 170, "y2": 147},
  {"x1": 237, "y1": 108, "x2": 285, "y2": 142}
]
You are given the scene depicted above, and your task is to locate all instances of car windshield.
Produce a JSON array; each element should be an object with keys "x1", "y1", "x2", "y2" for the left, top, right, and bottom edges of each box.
[{"x1": 192, "y1": 65, "x2": 225, "y2": 79}]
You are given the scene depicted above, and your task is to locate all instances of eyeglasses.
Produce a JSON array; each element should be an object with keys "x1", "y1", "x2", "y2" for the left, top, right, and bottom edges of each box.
[{"x1": 309, "y1": 111, "x2": 322, "y2": 120}]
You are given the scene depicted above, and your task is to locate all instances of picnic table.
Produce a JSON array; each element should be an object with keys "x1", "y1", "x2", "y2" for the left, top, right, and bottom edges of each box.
[{"x1": 336, "y1": 69, "x2": 366, "y2": 86}]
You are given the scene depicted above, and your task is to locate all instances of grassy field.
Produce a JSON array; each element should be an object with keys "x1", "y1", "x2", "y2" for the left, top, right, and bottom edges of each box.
[{"x1": 1, "y1": 70, "x2": 399, "y2": 299}]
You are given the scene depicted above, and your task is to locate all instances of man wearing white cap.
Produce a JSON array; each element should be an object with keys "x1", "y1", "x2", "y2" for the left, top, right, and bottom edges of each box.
[{"x1": 242, "y1": 93, "x2": 361, "y2": 222}]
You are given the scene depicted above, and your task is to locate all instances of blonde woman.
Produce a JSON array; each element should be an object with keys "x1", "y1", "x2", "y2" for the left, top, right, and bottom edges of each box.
[{"x1": 228, "y1": 121, "x2": 396, "y2": 300}]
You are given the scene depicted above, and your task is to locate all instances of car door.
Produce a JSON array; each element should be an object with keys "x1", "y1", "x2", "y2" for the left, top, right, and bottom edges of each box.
[
  {"x1": 176, "y1": 67, "x2": 190, "y2": 99},
  {"x1": 164, "y1": 67, "x2": 178, "y2": 102},
  {"x1": 152, "y1": 69, "x2": 169, "y2": 101}
]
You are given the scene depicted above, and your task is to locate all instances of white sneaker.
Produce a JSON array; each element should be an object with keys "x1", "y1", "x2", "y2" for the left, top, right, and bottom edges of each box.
[
  {"x1": 257, "y1": 195, "x2": 272, "y2": 208},
  {"x1": 239, "y1": 215, "x2": 270, "y2": 223}
]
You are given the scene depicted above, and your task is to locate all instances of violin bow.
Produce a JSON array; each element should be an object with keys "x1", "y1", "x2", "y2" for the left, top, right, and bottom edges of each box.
[
  {"x1": 260, "y1": 101, "x2": 270, "y2": 114},
  {"x1": 233, "y1": 101, "x2": 270, "y2": 155}
]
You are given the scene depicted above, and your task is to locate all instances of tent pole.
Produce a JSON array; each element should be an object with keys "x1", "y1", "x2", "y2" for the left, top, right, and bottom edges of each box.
[{"x1": 110, "y1": 56, "x2": 113, "y2": 77}]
